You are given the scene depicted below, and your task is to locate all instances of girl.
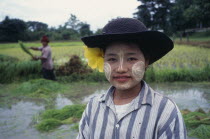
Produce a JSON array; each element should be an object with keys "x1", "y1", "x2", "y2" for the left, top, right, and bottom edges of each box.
[{"x1": 77, "y1": 18, "x2": 186, "y2": 139}]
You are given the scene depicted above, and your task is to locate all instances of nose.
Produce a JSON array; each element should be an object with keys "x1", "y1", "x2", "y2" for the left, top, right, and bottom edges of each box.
[{"x1": 116, "y1": 61, "x2": 128, "y2": 73}]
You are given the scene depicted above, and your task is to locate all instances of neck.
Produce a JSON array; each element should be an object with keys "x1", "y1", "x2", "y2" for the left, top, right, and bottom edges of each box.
[{"x1": 113, "y1": 82, "x2": 141, "y2": 105}]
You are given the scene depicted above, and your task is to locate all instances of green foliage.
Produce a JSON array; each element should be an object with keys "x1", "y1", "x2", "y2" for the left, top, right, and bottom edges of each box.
[
  {"x1": 14, "y1": 79, "x2": 65, "y2": 94},
  {"x1": 190, "y1": 31, "x2": 210, "y2": 39},
  {"x1": 145, "y1": 64, "x2": 210, "y2": 82},
  {"x1": 0, "y1": 60, "x2": 41, "y2": 83},
  {"x1": 57, "y1": 71, "x2": 107, "y2": 83},
  {"x1": 36, "y1": 104, "x2": 86, "y2": 132},
  {"x1": 18, "y1": 41, "x2": 33, "y2": 57},
  {"x1": 1, "y1": 43, "x2": 209, "y2": 83},
  {"x1": 135, "y1": 0, "x2": 210, "y2": 34},
  {"x1": 36, "y1": 119, "x2": 62, "y2": 132},
  {"x1": 182, "y1": 109, "x2": 210, "y2": 138},
  {"x1": 189, "y1": 125, "x2": 210, "y2": 139},
  {"x1": 0, "y1": 16, "x2": 27, "y2": 42},
  {"x1": 0, "y1": 54, "x2": 18, "y2": 62},
  {"x1": 0, "y1": 14, "x2": 93, "y2": 42},
  {"x1": 41, "y1": 105, "x2": 86, "y2": 120}
]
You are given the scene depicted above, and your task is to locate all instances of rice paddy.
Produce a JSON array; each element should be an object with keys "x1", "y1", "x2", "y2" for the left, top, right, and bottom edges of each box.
[
  {"x1": 0, "y1": 41, "x2": 210, "y2": 83},
  {"x1": 0, "y1": 42, "x2": 210, "y2": 68}
]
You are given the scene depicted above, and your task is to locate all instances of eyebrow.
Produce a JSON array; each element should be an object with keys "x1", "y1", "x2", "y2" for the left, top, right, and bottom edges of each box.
[
  {"x1": 105, "y1": 53, "x2": 117, "y2": 56},
  {"x1": 126, "y1": 52, "x2": 137, "y2": 56},
  {"x1": 105, "y1": 52, "x2": 138, "y2": 56}
]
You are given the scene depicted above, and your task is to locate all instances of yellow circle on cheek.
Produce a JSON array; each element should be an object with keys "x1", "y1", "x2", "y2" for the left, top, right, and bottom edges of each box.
[
  {"x1": 132, "y1": 61, "x2": 145, "y2": 82},
  {"x1": 104, "y1": 62, "x2": 111, "y2": 81}
]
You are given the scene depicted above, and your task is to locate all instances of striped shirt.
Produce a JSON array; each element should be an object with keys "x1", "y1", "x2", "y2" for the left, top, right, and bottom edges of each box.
[{"x1": 77, "y1": 81, "x2": 187, "y2": 139}]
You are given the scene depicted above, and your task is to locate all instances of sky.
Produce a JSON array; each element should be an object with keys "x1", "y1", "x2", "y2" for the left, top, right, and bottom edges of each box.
[{"x1": 0, "y1": 0, "x2": 140, "y2": 31}]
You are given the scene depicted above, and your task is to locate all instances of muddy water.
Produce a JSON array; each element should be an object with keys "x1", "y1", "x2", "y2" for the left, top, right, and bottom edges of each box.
[
  {"x1": 0, "y1": 82, "x2": 210, "y2": 139},
  {"x1": 83, "y1": 82, "x2": 210, "y2": 112}
]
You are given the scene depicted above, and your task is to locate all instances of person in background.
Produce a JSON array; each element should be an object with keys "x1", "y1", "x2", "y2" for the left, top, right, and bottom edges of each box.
[
  {"x1": 30, "y1": 36, "x2": 55, "y2": 80},
  {"x1": 77, "y1": 18, "x2": 186, "y2": 139}
]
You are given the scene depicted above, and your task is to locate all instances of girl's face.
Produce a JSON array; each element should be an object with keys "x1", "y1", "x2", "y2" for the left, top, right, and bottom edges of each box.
[{"x1": 104, "y1": 43, "x2": 148, "y2": 91}]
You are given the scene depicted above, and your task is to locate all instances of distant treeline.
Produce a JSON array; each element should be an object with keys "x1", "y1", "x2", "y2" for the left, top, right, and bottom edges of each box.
[
  {"x1": 134, "y1": 0, "x2": 210, "y2": 35},
  {"x1": 0, "y1": 0, "x2": 210, "y2": 42},
  {"x1": 0, "y1": 14, "x2": 102, "y2": 42}
]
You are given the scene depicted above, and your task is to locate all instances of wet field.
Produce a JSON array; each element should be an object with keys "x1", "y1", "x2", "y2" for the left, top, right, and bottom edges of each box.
[{"x1": 0, "y1": 82, "x2": 210, "y2": 139}]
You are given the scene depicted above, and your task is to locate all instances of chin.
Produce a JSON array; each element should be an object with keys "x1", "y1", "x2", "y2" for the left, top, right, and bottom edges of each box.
[{"x1": 111, "y1": 80, "x2": 140, "y2": 91}]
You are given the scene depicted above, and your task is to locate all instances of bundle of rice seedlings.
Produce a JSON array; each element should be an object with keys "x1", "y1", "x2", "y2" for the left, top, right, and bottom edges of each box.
[{"x1": 18, "y1": 41, "x2": 33, "y2": 57}]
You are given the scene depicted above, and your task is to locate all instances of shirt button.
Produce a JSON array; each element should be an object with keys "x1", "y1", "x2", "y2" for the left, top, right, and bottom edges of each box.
[{"x1": 116, "y1": 124, "x2": 119, "y2": 128}]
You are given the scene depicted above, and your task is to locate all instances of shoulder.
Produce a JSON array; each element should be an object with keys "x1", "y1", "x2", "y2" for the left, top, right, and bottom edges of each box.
[
  {"x1": 152, "y1": 88, "x2": 178, "y2": 111},
  {"x1": 150, "y1": 88, "x2": 182, "y2": 128}
]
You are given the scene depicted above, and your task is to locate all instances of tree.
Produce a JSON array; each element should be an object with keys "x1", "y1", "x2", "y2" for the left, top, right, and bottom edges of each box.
[
  {"x1": 134, "y1": 0, "x2": 172, "y2": 33},
  {"x1": 134, "y1": 4, "x2": 152, "y2": 29},
  {"x1": 94, "y1": 28, "x2": 103, "y2": 35},
  {"x1": 65, "y1": 14, "x2": 81, "y2": 31},
  {"x1": 79, "y1": 22, "x2": 93, "y2": 37},
  {"x1": 27, "y1": 21, "x2": 48, "y2": 32},
  {"x1": 0, "y1": 16, "x2": 27, "y2": 42},
  {"x1": 183, "y1": 0, "x2": 210, "y2": 28}
]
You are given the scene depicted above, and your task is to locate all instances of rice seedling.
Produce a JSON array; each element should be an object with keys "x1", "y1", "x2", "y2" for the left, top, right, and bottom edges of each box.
[
  {"x1": 36, "y1": 104, "x2": 86, "y2": 132},
  {"x1": 18, "y1": 41, "x2": 33, "y2": 57},
  {"x1": 182, "y1": 109, "x2": 210, "y2": 139}
]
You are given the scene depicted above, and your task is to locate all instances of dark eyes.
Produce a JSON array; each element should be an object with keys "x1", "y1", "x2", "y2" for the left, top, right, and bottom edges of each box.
[
  {"x1": 128, "y1": 57, "x2": 138, "y2": 61},
  {"x1": 107, "y1": 58, "x2": 117, "y2": 62},
  {"x1": 107, "y1": 57, "x2": 138, "y2": 62}
]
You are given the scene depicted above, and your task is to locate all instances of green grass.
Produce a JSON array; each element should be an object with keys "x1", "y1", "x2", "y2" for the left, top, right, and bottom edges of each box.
[
  {"x1": 14, "y1": 79, "x2": 66, "y2": 95},
  {"x1": 0, "y1": 59, "x2": 42, "y2": 83},
  {"x1": 182, "y1": 109, "x2": 210, "y2": 139},
  {"x1": 153, "y1": 45, "x2": 210, "y2": 69},
  {"x1": 0, "y1": 41, "x2": 84, "y2": 49},
  {"x1": 0, "y1": 46, "x2": 84, "y2": 63},
  {"x1": 36, "y1": 104, "x2": 86, "y2": 132}
]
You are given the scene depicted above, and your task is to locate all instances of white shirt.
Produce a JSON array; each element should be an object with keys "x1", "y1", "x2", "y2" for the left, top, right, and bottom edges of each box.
[{"x1": 115, "y1": 102, "x2": 131, "y2": 120}]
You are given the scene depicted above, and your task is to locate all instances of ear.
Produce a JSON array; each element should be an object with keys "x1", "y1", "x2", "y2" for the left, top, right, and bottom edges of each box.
[{"x1": 145, "y1": 59, "x2": 149, "y2": 69}]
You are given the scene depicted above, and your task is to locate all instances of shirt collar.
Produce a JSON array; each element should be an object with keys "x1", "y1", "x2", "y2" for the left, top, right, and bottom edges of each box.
[{"x1": 99, "y1": 81, "x2": 154, "y2": 108}]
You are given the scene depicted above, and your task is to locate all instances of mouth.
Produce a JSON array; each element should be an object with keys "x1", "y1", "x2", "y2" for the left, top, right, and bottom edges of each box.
[{"x1": 113, "y1": 75, "x2": 131, "y2": 82}]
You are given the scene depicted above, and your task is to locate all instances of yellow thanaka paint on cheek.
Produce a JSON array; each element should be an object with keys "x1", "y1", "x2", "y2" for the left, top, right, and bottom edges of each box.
[
  {"x1": 104, "y1": 62, "x2": 111, "y2": 81},
  {"x1": 132, "y1": 61, "x2": 145, "y2": 81}
]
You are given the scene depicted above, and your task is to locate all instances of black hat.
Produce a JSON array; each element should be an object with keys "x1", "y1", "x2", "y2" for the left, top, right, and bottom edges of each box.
[{"x1": 81, "y1": 18, "x2": 173, "y2": 64}]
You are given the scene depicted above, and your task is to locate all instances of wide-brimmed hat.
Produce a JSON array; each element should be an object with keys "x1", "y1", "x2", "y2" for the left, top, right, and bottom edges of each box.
[
  {"x1": 81, "y1": 18, "x2": 173, "y2": 65},
  {"x1": 41, "y1": 36, "x2": 49, "y2": 43}
]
